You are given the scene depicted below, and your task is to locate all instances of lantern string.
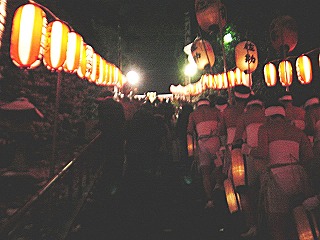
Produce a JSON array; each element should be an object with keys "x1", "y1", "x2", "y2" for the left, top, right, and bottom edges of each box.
[
  {"x1": 28, "y1": 0, "x2": 74, "y2": 31},
  {"x1": 264, "y1": 47, "x2": 320, "y2": 64}
]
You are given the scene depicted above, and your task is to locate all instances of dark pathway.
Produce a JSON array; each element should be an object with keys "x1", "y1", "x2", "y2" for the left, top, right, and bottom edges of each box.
[{"x1": 66, "y1": 161, "x2": 246, "y2": 240}]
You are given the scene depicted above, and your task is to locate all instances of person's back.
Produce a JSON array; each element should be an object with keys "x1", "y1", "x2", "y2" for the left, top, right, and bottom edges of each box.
[
  {"x1": 251, "y1": 104, "x2": 314, "y2": 240},
  {"x1": 279, "y1": 93, "x2": 306, "y2": 130},
  {"x1": 187, "y1": 98, "x2": 222, "y2": 208}
]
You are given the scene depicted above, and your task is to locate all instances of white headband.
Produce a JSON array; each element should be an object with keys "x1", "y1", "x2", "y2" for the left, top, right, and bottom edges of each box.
[
  {"x1": 216, "y1": 103, "x2": 228, "y2": 111},
  {"x1": 234, "y1": 92, "x2": 250, "y2": 99},
  {"x1": 247, "y1": 99, "x2": 263, "y2": 107},
  {"x1": 304, "y1": 97, "x2": 319, "y2": 108},
  {"x1": 197, "y1": 99, "x2": 210, "y2": 107},
  {"x1": 279, "y1": 95, "x2": 293, "y2": 101},
  {"x1": 265, "y1": 106, "x2": 286, "y2": 117}
]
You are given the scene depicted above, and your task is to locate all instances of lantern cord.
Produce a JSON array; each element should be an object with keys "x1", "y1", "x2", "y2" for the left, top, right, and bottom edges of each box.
[
  {"x1": 197, "y1": 26, "x2": 213, "y2": 74},
  {"x1": 28, "y1": 0, "x2": 74, "y2": 31},
  {"x1": 264, "y1": 47, "x2": 320, "y2": 64}
]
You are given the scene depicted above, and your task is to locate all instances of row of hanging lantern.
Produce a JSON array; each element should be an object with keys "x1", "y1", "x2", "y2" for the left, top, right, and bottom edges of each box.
[
  {"x1": 170, "y1": 67, "x2": 252, "y2": 97},
  {"x1": 264, "y1": 54, "x2": 313, "y2": 90},
  {"x1": 10, "y1": 2, "x2": 125, "y2": 88}
]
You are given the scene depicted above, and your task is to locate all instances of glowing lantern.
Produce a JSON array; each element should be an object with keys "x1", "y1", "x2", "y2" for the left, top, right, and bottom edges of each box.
[
  {"x1": 241, "y1": 72, "x2": 252, "y2": 88},
  {"x1": 264, "y1": 62, "x2": 277, "y2": 87},
  {"x1": 227, "y1": 70, "x2": 236, "y2": 87},
  {"x1": 191, "y1": 38, "x2": 215, "y2": 71},
  {"x1": 96, "y1": 58, "x2": 107, "y2": 85},
  {"x1": 231, "y1": 147, "x2": 246, "y2": 189},
  {"x1": 293, "y1": 205, "x2": 319, "y2": 240},
  {"x1": 187, "y1": 134, "x2": 194, "y2": 157},
  {"x1": 85, "y1": 45, "x2": 94, "y2": 79},
  {"x1": 64, "y1": 31, "x2": 82, "y2": 73},
  {"x1": 270, "y1": 15, "x2": 298, "y2": 54},
  {"x1": 279, "y1": 60, "x2": 293, "y2": 89},
  {"x1": 77, "y1": 42, "x2": 87, "y2": 78},
  {"x1": 207, "y1": 74, "x2": 215, "y2": 89},
  {"x1": 195, "y1": 0, "x2": 227, "y2": 33},
  {"x1": 224, "y1": 179, "x2": 241, "y2": 213},
  {"x1": 221, "y1": 72, "x2": 229, "y2": 89},
  {"x1": 235, "y1": 41, "x2": 258, "y2": 74},
  {"x1": 88, "y1": 52, "x2": 100, "y2": 83},
  {"x1": 234, "y1": 68, "x2": 242, "y2": 85},
  {"x1": 10, "y1": 3, "x2": 47, "y2": 69},
  {"x1": 0, "y1": 0, "x2": 7, "y2": 49},
  {"x1": 43, "y1": 20, "x2": 69, "y2": 71},
  {"x1": 296, "y1": 55, "x2": 312, "y2": 85}
]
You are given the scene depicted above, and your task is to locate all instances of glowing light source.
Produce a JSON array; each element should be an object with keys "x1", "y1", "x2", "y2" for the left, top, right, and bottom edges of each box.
[
  {"x1": 10, "y1": 3, "x2": 47, "y2": 69},
  {"x1": 43, "y1": 20, "x2": 69, "y2": 71},
  {"x1": 264, "y1": 62, "x2": 277, "y2": 87},
  {"x1": 296, "y1": 55, "x2": 312, "y2": 85}
]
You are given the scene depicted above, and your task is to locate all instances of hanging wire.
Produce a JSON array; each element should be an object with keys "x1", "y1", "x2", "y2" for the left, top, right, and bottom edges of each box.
[{"x1": 28, "y1": 0, "x2": 74, "y2": 31}]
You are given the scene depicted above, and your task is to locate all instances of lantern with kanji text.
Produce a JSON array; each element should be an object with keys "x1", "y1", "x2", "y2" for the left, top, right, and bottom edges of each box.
[
  {"x1": 191, "y1": 38, "x2": 215, "y2": 71},
  {"x1": 235, "y1": 40, "x2": 258, "y2": 74}
]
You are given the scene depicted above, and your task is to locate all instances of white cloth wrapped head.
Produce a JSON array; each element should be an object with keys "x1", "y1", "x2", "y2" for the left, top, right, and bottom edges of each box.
[{"x1": 265, "y1": 105, "x2": 286, "y2": 117}]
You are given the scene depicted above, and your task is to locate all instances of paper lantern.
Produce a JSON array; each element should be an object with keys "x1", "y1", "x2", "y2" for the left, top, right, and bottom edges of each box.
[
  {"x1": 279, "y1": 60, "x2": 293, "y2": 88},
  {"x1": 241, "y1": 72, "x2": 252, "y2": 88},
  {"x1": 195, "y1": 0, "x2": 227, "y2": 33},
  {"x1": 270, "y1": 15, "x2": 298, "y2": 54},
  {"x1": 296, "y1": 55, "x2": 312, "y2": 85},
  {"x1": 10, "y1": 3, "x2": 47, "y2": 69},
  {"x1": 227, "y1": 70, "x2": 236, "y2": 87},
  {"x1": 77, "y1": 42, "x2": 86, "y2": 78},
  {"x1": 88, "y1": 52, "x2": 100, "y2": 83},
  {"x1": 293, "y1": 205, "x2": 319, "y2": 240},
  {"x1": 43, "y1": 20, "x2": 69, "y2": 71},
  {"x1": 264, "y1": 62, "x2": 277, "y2": 87},
  {"x1": 231, "y1": 148, "x2": 246, "y2": 189},
  {"x1": 234, "y1": 68, "x2": 242, "y2": 86},
  {"x1": 191, "y1": 38, "x2": 215, "y2": 71},
  {"x1": 0, "y1": 0, "x2": 7, "y2": 49},
  {"x1": 187, "y1": 134, "x2": 194, "y2": 156},
  {"x1": 64, "y1": 31, "x2": 82, "y2": 73},
  {"x1": 235, "y1": 41, "x2": 258, "y2": 74},
  {"x1": 96, "y1": 58, "x2": 107, "y2": 85},
  {"x1": 224, "y1": 179, "x2": 241, "y2": 213}
]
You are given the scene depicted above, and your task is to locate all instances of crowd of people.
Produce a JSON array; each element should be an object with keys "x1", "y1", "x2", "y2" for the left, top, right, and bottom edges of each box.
[{"x1": 96, "y1": 87, "x2": 320, "y2": 240}]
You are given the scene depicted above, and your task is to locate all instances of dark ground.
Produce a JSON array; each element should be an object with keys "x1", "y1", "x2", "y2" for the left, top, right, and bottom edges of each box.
[{"x1": 66, "y1": 161, "x2": 248, "y2": 240}]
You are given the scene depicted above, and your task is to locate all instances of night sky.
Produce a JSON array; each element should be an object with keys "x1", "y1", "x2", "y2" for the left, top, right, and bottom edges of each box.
[{"x1": 9, "y1": 0, "x2": 319, "y2": 94}]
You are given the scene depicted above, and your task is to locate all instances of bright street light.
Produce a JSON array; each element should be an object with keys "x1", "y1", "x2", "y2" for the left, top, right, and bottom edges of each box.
[
  {"x1": 184, "y1": 63, "x2": 197, "y2": 77},
  {"x1": 126, "y1": 70, "x2": 139, "y2": 85}
]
